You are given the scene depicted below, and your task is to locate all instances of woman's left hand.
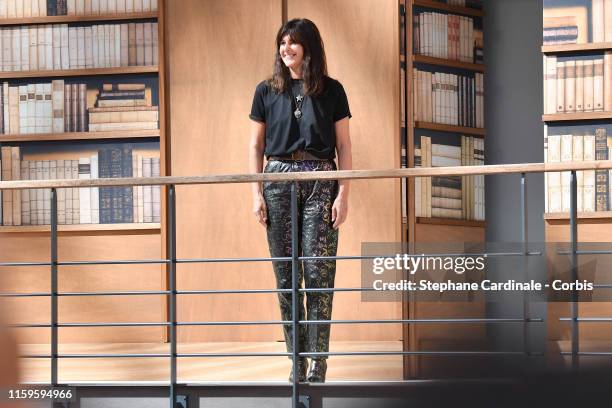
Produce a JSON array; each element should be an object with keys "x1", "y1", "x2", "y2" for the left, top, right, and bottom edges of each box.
[{"x1": 331, "y1": 194, "x2": 348, "y2": 229}]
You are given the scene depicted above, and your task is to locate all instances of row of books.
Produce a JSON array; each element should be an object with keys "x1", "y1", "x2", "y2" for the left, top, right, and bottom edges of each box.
[
  {"x1": 544, "y1": 130, "x2": 612, "y2": 214},
  {"x1": 430, "y1": 0, "x2": 482, "y2": 9},
  {"x1": 543, "y1": 0, "x2": 612, "y2": 45},
  {"x1": 412, "y1": 12, "x2": 483, "y2": 64},
  {"x1": 543, "y1": 55, "x2": 611, "y2": 115},
  {"x1": 0, "y1": 81, "x2": 157, "y2": 134},
  {"x1": 0, "y1": 22, "x2": 158, "y2": 72},
  {"x1": 0, "y1": 145, "x2": 161, "y2": 226},
  {"x1": 0, "y1": 0, "x2": 158, "y2": 17},
  {"x1": 413, "y1": 68, "x2": 484, "y2": 128},
  {"x1": 415, "y1": 135, "x2": 484, "y2": 221}
]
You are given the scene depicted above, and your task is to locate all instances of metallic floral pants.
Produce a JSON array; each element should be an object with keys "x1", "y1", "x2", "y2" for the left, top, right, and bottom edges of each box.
[{"x1": 263, "y1": 159, "x2": 339, "y2": 359}]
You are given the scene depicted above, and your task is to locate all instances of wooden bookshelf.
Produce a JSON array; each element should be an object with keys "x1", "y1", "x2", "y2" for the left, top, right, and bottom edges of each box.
[
  {"x1": 0, "y1": 11, "x2": 158, "y2": 26},
  {"x1": 413, "y1": 0, "x2": 484, "y2": 17},
  {"x1": 542, "y1": 112, "x2": 612, "y2": 122},
  {"x1": 416, "y1": 217, "x2": 486, "y2": 227},
  {"x1": 544, "y1": 211, "x2": 612, "y2": 220},
  {"x1": 542, "y1": 42, "x2": 612, "y2": 54},
  {"x1": 413, "y1": 55, "x2": 486, "y2": 72},
  {"x1": 415, "y1": 121, "x2": 485, "y2": 136},
  {"x1": 0, "y1": 223, "x2": 160, "y2": 233},
  {"x1": 0, "y1": 129, "x2": 160, "y2": 142},
  {"x1": 405, "y1": 0, "x2": 487, "y2": 380},
  {"x1": 0, "y1": 66, "x2": 158, "y2": 79}
]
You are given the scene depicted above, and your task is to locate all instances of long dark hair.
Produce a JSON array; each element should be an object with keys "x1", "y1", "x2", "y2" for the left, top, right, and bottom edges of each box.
[{"x1": 269, "y1": 18, "x2": 327, "y2": 97}]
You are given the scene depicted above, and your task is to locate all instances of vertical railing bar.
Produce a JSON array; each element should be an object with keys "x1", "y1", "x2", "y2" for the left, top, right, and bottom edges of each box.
[
  {"x1": 291, "y1": 182, "x2": 299, "y2": 408},
  {"x1": 51, "y1": 188, "x2": 58, "y2": 387},
  {"x1": 168, "y1": 184, "x2": 177, "y2": 407},
  {"x1": 570, "y1": 170, "x2": 579, "y2": 370},
  {"x1": 520, "y1": 173, "x2": 530, "y2": 357}
]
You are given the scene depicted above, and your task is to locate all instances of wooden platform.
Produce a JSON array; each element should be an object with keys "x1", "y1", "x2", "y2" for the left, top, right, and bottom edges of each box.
[{"x1": 18, "y1": 341, "x2": 403, "y2": 383}]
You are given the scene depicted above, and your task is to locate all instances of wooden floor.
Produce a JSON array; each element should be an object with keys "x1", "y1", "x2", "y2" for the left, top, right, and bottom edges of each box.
[{"x1": 19, "y1": 341, "x2": 403, "y2": 383}]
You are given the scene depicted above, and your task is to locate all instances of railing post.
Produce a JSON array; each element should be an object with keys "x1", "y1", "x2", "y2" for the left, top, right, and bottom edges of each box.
[
  {"x1": 50, "y1": 188, "x2": 59, "y2": 387},
  {"x1": 520, "y1": 173, "x2": 530, "y2": 357},
  {"x1": 167, "y1": 184, "x2": 178, "y2": 407},
  {"x1": 291, "y1": 181, "x2": 300, "y2": 408},
  {"x1": 569, "y1": 170, "x2": 579, "y2": 370}
]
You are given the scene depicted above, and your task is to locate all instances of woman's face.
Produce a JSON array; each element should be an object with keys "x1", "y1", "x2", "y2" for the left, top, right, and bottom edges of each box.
[{"x1": 279, "y1": 34, "x2": 304, "y2": 71}]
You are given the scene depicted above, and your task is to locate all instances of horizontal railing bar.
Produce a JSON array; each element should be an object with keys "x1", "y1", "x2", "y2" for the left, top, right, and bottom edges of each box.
[
  {"x1": 299, "y1": 318, "x2": 544, "y2": 325},
  {"x1": 178, "y1": 353, "x2": 292, "y2": 358},
  {"x1": 298, "y1": 252, "x2": 542, "y2": 261},
  {"x1": 59, "y1": 291, "x2": 172, "y2": 296},
  {"x1": 559, "y1": 317, "x2": 612, "y2": 322},
  {"x1": 179, "y1": 289, "x2": 292, "y2": 295},
  {"x1": 7, "y1": 318, "x2": 545, "y2": 329},
  {"x1": 21, "y1": 354, "x2": 172, "y2": 358},
  {"x1": 177, "y1": 257, "x2": 291, "y2": 263},
  {"x1": 176, "y1": 321, "x2": 291, "y2": 326},
  {"x1": 59, "y1": 322, "x2": 171, "y2": 327},
  {"x1": 558, "y1": 250, "x2": 612, "y2": 255},
  {"x1": 594, "y1": 284, "x2": 612, "y2": 288},
  {"x1": 19, "y1": 351, "x2": 546, "y2": 359},
  {"x1": 59, "y1": 260, "x2": 170, "y2": 266},
  {"x1": 10, "y1": 324, "x2": 51, "y2": 328},
  {"x1": 560, "y1": 352, "x2": 612, "y2": 356},
  {"x1": 0, "y1": 292, "x2": 52, "y2": 298},
  {"x1": 1, "y1": 161, "x2": 611, "y2": 190},
  {"x1": 0, "y1": 262, "x2": 52, "y2": 267},
  {"x1": 301, "y1": 351, "x2": 543, "y2": 357},
  {"x1": 300, "y1": 288, "x2": 378, "y2": 293}
]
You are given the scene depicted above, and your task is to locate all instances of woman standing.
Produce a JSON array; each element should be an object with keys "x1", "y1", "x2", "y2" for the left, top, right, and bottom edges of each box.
[{"x1": 248, "y1": 18, "x2": 353, "y2": 383}]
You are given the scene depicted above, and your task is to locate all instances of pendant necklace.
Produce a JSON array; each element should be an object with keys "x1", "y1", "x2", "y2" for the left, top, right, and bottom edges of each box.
[{"x1": 289, "y1": 81, "x2": 304, "y2": 120}]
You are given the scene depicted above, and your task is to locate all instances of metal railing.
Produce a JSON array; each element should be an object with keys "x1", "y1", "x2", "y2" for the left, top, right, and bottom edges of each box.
[{"x1": 1, "y1": 160, "x2": 610, "y2": 408}]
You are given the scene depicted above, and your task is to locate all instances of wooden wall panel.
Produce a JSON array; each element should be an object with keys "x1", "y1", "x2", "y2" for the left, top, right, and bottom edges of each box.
[
  {"x1": 546, "y1": 220, "x2": 612, "y2": 346},
  {"x1": 167, "y1": 0, "x2": 402, "y2": 342},
  {"x1": 0, "y1": 232, "x2": 163, "y2": 344}
]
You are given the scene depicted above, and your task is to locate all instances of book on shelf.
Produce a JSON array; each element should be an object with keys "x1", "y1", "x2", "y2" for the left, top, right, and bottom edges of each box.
[
  {"x1": 0, "y1": 80, "x2": 158, "y2": 134},
  {"x1": 415, "y1": 135, "x2": 484, "y2": 221},
  {"x1": 542, "y1": 3, "x2": 587, "y2": 45},
  {"x1": 543, "y1": 130, "x2": 612, "y2": 213},
  {"x1": 422, "y1": 0, "x2": 482, "y2": 9},
  {"x1": 543, "y1": 54, "x2": 611, "y2": 115},
  {"x1": 412, "y1": 10, "x2": 482, "y2": 64},
  {"x1": 0, "y1": 0, "x2": 158, "y2": 17},
  {"x1": 0, "y1": 144, "x2": 160, "y2": 226},
  {"x1": 413, "y1": 68, "x2": 484, "y2": 128},
  {"x1": 0, "y1": 22, "x2": 157, "y2": 72}
]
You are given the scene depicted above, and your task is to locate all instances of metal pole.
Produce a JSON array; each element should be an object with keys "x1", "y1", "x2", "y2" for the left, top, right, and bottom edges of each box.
[
  {"x1": 520, "y1": 173, "x2": 530, "y2": 357},
  {"x1": 51, "y1": 188, "x2": 58, "y2": 386},
  {"x1": 291, "y1": 182, "x2": 299, "y2": 408},
  {"x1": 168, "y1": 185, "x2": 177, "y2": 407},
  {"x1": 569, "y1": 171, "x2": 579, "y2": 370}
]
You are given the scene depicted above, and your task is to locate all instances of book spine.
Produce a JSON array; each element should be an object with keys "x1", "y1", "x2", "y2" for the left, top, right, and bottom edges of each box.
[
  {"x1": 575, "y1": 60, "x2": 584, "y2": 112},
  {"x1": 565, "y1": 60, "x2": 575, "y2": 112},
  {"x1": 121, "y1": 144, "x2": 133, "y2": 222},
  {"x1": 594, "y1": 58, "x2": 604, "y2": 111},
  {"x1": 90, "y1": 154, "x2": 99, "y2": 224},
  {"x1": 57, "y1": 160, "x2": 65, "y2": 224},
  {"x1": 1, "y1": 147, "x2": 12, "y2": 225},
  {"x1": 78, "y1": 157, "x2": 91, "y2": 223},
  {"x1": 556, "y1": 60, "x2": 565, "y2": 113},
  {"x1": 43, "y1": 160, "x2": 50, "y2": 225},
  {"x1": 71, "y1": 159, "x2": 79, "y2": 224},
  {"x1": 596, "y1": 128, "x2": 609, "y2": 210},
  {"x1": 52, "y1": 79, "x2": 64, "y2": 132}
]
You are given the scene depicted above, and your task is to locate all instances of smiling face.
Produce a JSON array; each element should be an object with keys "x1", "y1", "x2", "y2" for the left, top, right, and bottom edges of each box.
[{"x1": 279, "y1": 34, "x2": 305, "y2": 72}]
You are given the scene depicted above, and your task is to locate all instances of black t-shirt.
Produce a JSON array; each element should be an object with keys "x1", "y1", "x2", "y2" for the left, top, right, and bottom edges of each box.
[{"x1": 249, "y1": 76, "x2": 351, "y2": 160}]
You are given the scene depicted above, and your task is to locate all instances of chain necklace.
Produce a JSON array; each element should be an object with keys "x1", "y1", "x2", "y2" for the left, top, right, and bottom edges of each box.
[{"x1": 289, "y1": 81, "x2": 304, "y2": 120}]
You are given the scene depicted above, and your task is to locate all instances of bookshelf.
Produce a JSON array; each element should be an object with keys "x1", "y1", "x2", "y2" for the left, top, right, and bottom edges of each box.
[
  {"x1": 0, "y1": 2, "x2": 164, "y2": 231},
  {"x1": 542, "y1": 0, "x2": 612, "y2": 370},
  {"x1": 0, "y1": 66, "x2": 159, "y2": 79},
  {"x1": 0, "y1": 222, "x2": 160, "y2": 233},
  {"x1": 0, "y1": 0, "x2": 167, "y2": 346},
  {"x1": 413, "y1": 54, "x2": 485, "y2": 72},
  {"x1": 402, "y1": 0, "x2": 486, "y2": 379}
]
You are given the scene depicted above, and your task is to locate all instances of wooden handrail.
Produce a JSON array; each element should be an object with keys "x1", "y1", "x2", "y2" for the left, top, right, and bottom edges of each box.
[{"x1": 0, "y1": 160, "x2": 611, "y2": 190}]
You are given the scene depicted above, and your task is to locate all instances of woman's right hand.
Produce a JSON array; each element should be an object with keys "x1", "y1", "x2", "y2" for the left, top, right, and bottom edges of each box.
[{"x1": 252, "y1": 192, "x2": 268, "y2": 227}]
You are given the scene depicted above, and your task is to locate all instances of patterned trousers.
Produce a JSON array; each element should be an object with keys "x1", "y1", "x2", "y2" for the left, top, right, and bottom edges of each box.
[{"x1": 263, "y1": 159, "x2": 339, "y2": 359}]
